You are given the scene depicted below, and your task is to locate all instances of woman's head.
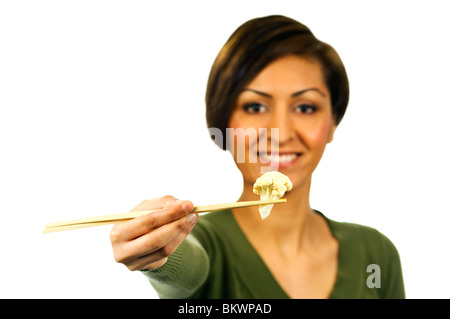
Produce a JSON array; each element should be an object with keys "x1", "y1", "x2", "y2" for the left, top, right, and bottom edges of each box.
[{"x1": 206, "y1": 15, "x2": 349, "y2": 151}]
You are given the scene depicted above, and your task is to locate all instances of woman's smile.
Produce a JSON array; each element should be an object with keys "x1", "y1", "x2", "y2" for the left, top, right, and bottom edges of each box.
[{"x1": 257, "y1": 152, "x2": 302, "y2": 169}]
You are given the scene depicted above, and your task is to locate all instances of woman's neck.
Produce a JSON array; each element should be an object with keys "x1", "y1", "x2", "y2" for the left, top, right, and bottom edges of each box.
[{"x1": 233, "y1": 177, "x2": 317, "y2": 254}]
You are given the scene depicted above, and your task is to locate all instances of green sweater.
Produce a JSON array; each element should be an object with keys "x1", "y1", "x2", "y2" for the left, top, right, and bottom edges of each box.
[{"x1": 142, "y1": 210, "x2": 405, "y2": 299}]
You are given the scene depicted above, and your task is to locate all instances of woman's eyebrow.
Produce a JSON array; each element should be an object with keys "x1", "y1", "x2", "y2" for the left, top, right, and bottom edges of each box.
[
  {"x1": 242, "y1": 88, "x2": 272, "y2": 98},
  {"x1": 292, "y1": 88, "x2": 327, "y2": 97},
  {"x1": 242, "y1": 88, "x2": 326, "y2": 98}
]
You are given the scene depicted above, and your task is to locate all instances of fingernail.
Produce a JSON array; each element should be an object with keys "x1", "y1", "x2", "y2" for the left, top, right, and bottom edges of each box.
[
  {"x1": 182, "y1": 201, "x2": 193, "y2": 213},
  {"x1": 188, "y1": 213, "x2": 198, "y2": 224}
]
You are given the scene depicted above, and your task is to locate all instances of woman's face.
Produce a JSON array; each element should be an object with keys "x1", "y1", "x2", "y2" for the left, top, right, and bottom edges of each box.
[{"x1": 228, "y1": 54, "x2": 336, "y2": 190}]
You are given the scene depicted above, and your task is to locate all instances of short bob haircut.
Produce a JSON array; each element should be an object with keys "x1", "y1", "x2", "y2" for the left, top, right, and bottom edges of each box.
[{"x1": 205, "y1": 15, "x2": 349, "y2": 150}]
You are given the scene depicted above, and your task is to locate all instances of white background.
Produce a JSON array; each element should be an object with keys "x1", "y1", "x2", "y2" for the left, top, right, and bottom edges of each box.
[{"x1": 1, "y1": 0, "x2": 449, "y2": 298}]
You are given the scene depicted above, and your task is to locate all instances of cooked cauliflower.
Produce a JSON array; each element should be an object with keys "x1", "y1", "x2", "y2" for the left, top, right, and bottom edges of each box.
[{"x1": 253, "y1": 171, "x2": 293, "y2": 219}]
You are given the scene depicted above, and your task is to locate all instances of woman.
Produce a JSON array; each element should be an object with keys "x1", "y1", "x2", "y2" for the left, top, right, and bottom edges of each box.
[{"x1": 109, "y1": 15, "x2": 405, "y2": 298}]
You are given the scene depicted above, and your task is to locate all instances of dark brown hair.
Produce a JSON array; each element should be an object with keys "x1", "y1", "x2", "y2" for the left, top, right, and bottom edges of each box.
[{"x1": 205, "y1": 15, "x2": 350, "y2": 150}]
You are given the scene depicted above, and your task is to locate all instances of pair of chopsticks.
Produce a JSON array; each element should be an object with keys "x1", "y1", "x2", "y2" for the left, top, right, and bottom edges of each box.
[{"x1": 43, "y1": 199, "x2": 287, "y2": 233}]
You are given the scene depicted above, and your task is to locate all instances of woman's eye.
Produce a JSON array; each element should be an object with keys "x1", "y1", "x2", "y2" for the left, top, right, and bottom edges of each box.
[
  {"x1": 295, "y1": 104, "x2": 317, "y2": 114},
  {"x1": 243, "y1": 103, "x2": 267, "y2": 114}
]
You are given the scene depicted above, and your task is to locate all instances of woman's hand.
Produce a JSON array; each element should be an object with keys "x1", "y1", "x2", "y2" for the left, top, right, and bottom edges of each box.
[{"x1": 109, "y1": 195, "x2": 198, "y2": 271}]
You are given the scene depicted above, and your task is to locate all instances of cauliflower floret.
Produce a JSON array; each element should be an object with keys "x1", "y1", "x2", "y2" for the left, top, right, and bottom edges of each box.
[{"x1": 253, "y1": 171, "x2": 293, "y2": 219}]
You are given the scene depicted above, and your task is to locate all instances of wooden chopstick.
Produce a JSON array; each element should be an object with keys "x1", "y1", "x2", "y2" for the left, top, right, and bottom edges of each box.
[
  {"x1": 43, "y1": 221, "x2": 117, "y2": 233},
  {"x1": 43, "y1": 199, "x2": 287, "y2": 233}
]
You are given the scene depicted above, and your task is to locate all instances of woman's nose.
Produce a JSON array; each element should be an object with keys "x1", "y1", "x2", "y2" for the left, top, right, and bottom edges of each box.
[{"x1": 267, "y1": 109, "x2": 295, "y2": 145}]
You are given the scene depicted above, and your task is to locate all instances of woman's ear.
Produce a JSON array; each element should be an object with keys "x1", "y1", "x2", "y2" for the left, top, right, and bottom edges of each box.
[{"x1": 327, "y1": 125, "x2": 336, "y2": 144}]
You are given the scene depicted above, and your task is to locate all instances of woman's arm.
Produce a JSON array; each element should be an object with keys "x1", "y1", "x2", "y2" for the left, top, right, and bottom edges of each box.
[{"x1": 140, "y1": 234, "x2": 210, "y2": 298}]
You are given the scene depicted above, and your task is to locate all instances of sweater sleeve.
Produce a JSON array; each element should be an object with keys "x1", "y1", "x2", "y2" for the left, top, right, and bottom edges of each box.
[
  {"x1": 359, "y1": 224, "x2": 406, "y2": 299},
  {"x1": 140, "y1": 234, "x2": 210, "y2": 299},
  {"x1": 380, "y1": 233, "x2": 406, "y2": 299}
]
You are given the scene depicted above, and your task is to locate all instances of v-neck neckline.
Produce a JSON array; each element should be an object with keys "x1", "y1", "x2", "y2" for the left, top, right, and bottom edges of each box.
[{"x1": 225, "y1": 209, "x2": 349, "y2": 299}]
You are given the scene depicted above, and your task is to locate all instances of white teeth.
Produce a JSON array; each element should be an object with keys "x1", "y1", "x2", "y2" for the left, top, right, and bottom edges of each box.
[{"x1": 259, "y1": 153, "x2": 299, "y2": 163}]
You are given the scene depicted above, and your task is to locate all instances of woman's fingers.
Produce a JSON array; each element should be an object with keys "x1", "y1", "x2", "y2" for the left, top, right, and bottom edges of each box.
[
  {"x1": 109, "y1": 195, "x2": 199, "y2": 271},
  {"x1": 125, "y1": 214, "x2": 198, "y2": 271},
  {"x1": 132, "y1": 212, "x2": 198, "y2": 258},
  {"x1": 115, "y1": 212, "x2": 198, "y2": 271},
  {"x1": 110, "y1": 199, "x2": 194, "y2": 242}
]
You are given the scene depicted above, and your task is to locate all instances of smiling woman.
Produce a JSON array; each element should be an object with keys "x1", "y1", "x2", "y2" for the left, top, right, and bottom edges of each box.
[
  {"x1": 229, "y1": 56, "x2": 335, "y2": 188},
  {"x1": 109, "y1": 15, "x2": 405, "y2": 299},
  {"x1": 206, "y1": 15, "x2": 349, "y2": 151}
]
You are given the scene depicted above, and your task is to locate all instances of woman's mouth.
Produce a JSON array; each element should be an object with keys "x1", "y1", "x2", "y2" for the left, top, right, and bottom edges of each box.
[{"x1": 257, "y1": 152, "x2": 302, "y2": 168}]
